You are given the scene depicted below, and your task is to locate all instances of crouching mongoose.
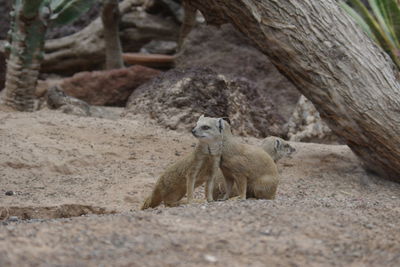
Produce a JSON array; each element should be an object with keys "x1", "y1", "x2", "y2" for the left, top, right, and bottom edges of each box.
[
  {"x1": 141, "y1": 115, "x2": 223, "y2": 210},
  {"x1": 213, "y1": 136, "x2": 295, "y2": 200},
  {"x1": 212, "y1": 117, "x2": 280, "y2": 200}
]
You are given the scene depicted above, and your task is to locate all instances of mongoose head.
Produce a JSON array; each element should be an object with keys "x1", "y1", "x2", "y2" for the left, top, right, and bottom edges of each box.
[
  {"x1": 262, "y1": 136, "x2": 296, "y2": 162},
  {"x1": 191, "y1": 115, "x2": 231, "y2": 144}
]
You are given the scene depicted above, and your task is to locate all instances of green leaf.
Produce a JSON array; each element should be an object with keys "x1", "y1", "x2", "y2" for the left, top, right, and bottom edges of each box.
[
  {"x1": 341, "y1": 2, "x2": 376, "y2": 41},
  {"x1": 343, "y1": 0, "x2": 400, "y2": 69},
  {"x1": 21, "y1": 0, "x2": 45, "y2": 18},
  {"x1": 50, "y1": 0, "x2": 97, "y2": 26},
  {"x1": 380, "y1": 0, "x2": 400, "y2": 48}
]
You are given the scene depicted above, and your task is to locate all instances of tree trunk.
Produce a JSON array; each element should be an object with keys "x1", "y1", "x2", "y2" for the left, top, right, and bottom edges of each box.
[
  {"x1": 101, "y1": 0, "x2": 124, "y2": 69},
  {"x1": 3, "y1": 0, "x2": 46, "y2": 111},
  {"x1": 187, "y1": 0, "x2": 400, "y2": 181}
]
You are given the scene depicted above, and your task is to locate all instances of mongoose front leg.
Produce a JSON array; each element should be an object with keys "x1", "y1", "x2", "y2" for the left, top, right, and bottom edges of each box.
[
  {"x1": 205, "y1": 155, "x2": 220, "y2": 202},
  {"x1": 186, "y1": 158, "x2": 203, "y2": 203}
]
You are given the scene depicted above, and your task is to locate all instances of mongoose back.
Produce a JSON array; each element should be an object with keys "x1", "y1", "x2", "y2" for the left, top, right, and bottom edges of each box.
[
  {"x1": 141, "y1": 115, "x2": 223, "y2": 209},
  {"x1": 212, "y1": 136, "x2": 295, "y2": 200},
  {"x1": 215, "y1": 118, "x2": 279, "y2": 200}
]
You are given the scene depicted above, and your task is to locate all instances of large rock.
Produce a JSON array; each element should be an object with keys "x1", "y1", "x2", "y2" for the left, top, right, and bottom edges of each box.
[
  {"x1": 175, "y1": 24, "x2": 301, "y2": 125},
  {"x1": 124, "y1": 67, "x2": 285, "y2": 137},
  {"x1": 59, "y1": 65, "x2": 160, "y2": 106},
  {"x1": 286, "y1": 95, "x2": 342, "y2": 144}
]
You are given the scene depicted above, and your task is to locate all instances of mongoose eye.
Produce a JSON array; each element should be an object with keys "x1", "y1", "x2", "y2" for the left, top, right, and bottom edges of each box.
[{"x1": 201, "y1": 125, "x2": 211, "y2": 130}]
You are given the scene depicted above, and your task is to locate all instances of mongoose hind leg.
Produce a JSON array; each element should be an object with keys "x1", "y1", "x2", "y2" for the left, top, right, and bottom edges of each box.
[
  {"x1": 221, "y1": 175, "x2": 234, "y2": 201},
  {"x1": 234, "y1": 176, "x2": 247, "y2": 200}
]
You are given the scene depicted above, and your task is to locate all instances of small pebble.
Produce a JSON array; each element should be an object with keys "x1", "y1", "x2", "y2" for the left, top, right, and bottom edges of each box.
[
  {"x1": 5, "y1": 191, "x2": 14, "y2": 196},
  {"x1": 8, "y1": 216, "x2": 18, "y2": 222},
  {"x1": 364, "y1": 223, "x2": 374, "y2": 229},
  {"x1": 260, "y1": 229, "x2": 272, "y2": 236},
  {"x1": 204, "y1": 254, "x2": 217, "y2": 263}
]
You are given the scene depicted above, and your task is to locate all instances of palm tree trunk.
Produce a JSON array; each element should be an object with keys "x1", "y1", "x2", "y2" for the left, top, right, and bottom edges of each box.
[{"x1": 3, "y1": 0, "x2": 46, "y2": 111}]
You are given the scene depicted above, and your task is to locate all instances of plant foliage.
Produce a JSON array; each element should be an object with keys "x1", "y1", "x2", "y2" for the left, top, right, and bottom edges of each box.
[
  {"x1": 49, "y1": 0, "x2": 97, "y2": 26},
  {"x1": 341, "y1": 0, "x2": 400, "y2": 69}
]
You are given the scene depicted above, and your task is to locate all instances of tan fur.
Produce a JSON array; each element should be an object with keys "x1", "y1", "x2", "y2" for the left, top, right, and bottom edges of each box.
[
  {"x1": 212, "y1": 136, "x2": 294, "y2": 200},
  {"x1": 213, "y1": 119, "x2": 279, "y2": 200},
  {"x1": 141, "y1": 115, "x2": 222, "y2": 210},
  {"x1": 261, "y1": 136, "x2": 296, "y2": 162}
]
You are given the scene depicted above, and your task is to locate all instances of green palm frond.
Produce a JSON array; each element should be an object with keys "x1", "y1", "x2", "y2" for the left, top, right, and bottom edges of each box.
[
  {"x1": 341, "y1": 0, "x2": 400, "y2": 69},
  {"x1": 50, "y1": 0, "x2": 97, "y2": 26}
]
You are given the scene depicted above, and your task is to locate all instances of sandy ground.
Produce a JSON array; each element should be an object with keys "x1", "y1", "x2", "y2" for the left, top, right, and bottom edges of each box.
[{"x1": 0, "y1": 109, "x2": 399, "y2": 266}]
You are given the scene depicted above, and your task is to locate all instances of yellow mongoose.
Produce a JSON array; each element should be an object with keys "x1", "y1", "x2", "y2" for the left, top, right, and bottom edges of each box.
[
  {"x1": 213, "y1": 136, "x2": 295, "y2": 200},
  {"x1": 261, "y1": 136, "x2": 296, "y2": 162},
  {"x1": 216, "y1": 119, "x2": 280, "y2": 200},
  {"x1": 141, "y1": 115, "x2": 224, "y2": 209}
]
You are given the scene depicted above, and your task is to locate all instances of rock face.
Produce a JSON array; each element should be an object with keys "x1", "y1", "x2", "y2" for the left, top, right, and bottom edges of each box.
[
  {"x1": 125, "y1": 67, "x2": 285, "y2": 137},
  {"x1": 59, "y1": 65, "x2": 160, "y2": 106}
]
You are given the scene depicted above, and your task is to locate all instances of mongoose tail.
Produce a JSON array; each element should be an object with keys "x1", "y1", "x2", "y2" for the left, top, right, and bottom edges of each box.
[{"x1": 251, "y1": 174, "x2": 278, "y2": 199}]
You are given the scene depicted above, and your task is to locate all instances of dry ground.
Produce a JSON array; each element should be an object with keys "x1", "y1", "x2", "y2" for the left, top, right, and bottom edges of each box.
[{"x1": 0, "y1": 109, "x2": 399, "y2": 266}]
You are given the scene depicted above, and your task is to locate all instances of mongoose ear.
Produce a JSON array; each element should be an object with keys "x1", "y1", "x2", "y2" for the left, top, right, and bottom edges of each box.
[
  {"x1": 199, "y1": 114, "x2": 205, "y2": 119},
  {"x1": 217, "y1": 118, "x2": 225, "y2": 133},
  {"x1": 274, "y1": 139, "x2": 281, "y2": 150},
  {"x1": 221, "y1": 117, "x2": 231, "y2": 125}
]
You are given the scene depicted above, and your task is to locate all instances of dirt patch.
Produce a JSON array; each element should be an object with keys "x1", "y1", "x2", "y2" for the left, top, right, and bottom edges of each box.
[
  {"x1": 0, "y1": 204, "x2": 115, "y2": 220},
  {"x1": 0, "y1": 109, "x2": 399, "y2": 266}
]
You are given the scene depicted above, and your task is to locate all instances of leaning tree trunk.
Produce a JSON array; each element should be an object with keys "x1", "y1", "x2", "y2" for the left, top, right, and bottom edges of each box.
[
  {"x1": 187, "y1": 0, "x2": 400, "y2": 181},
  {"x1": 101, "y1": 0, "x2": 124, "y2": 69},
  {"x1": 3, "y1": 0, "x2": 47, "y2": 111}
]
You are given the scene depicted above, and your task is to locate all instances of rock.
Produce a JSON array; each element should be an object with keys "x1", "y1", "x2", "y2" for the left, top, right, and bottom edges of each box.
[
  {"x1": 204, "y1": 254, "x2": 218, "y2": 263},
  {"x1": 175, "y1": 24, "x2": 301, "y2": 129},
  {"x1": 120, "y1": 5, "x2": 180, "y2": 53},
  {"x1": 286, "y1": 95, "x2": 342, "y2": 144},
  {"x1": 260, "y1": 229, "x2": 272, "y2": 236},
  {"x1": 124, "y1": 67, "x2": 285, "y2": 137},
  {"x1": 47, "y1": 86, "x2": 90, "y2": 115},
  {"x1": 140, "y1": 40, "x2": 177, "y2": 55},
  {"x1": 45, "y1": 85, "x2": 123, "y2": 119},
  {"x1": 59, "y1": 65, "x2": 160, "y2": 106},
  {"x1": 5, "y1": 191, "x2": 14, "y2": 196},
  {"x1": 8, "y1": 216, "x2": 18, "y2": 222}
]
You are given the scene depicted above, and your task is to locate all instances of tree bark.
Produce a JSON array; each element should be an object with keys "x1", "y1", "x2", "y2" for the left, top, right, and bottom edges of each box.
[
  {"x1": 3, "y1": 0, "x2": 47, "y2": 111},
  {"x1": 187, "y1": 0, "x2": 400, "y2": 181},
  {"x1": 101, "y1": 0, "x2": 124, "y2": 69}
]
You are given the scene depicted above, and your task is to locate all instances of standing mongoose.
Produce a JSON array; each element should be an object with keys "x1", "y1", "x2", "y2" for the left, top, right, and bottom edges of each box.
[
  {"x1": 141, "y1": 115, "x2": 223, "y2": 209},
  {"x1": 213, "y1": 136, "x2": 295, "y2": 200},
  {"x1": 213, "y1": 118, "x2": 279, "y2": 200}
]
